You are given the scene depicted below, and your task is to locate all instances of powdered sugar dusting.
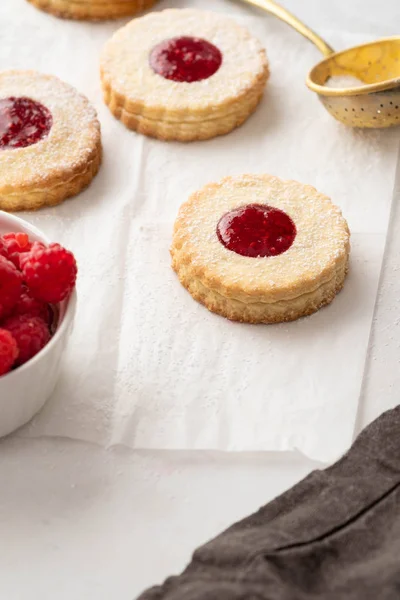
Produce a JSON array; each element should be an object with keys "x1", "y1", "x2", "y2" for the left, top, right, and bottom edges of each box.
[
  {"x1": 0, "y1": 71, "x2": 100, "y2": 189},
  {"x1": 174, "y1": 174, "x2": 350, "y2": 302},
  {"x1": 325, "y1": 74, "x2": 366, "y2": 88}
]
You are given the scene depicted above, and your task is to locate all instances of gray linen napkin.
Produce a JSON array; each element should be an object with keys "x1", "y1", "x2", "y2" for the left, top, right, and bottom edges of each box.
[{"x1": 137, "y1": 406, "x2": 400, "y2": 599}]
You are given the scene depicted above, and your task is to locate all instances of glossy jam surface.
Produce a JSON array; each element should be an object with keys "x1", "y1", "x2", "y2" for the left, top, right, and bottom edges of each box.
[
  {"x1": 217, "y1": 204, "x2": 297, "y2": 258},
  {"x1": 0, "y1": 97, "x2": 53, "y2": 150},
  {"x1": 149, "y1": 36, "x2": 223, "y2": 83}
]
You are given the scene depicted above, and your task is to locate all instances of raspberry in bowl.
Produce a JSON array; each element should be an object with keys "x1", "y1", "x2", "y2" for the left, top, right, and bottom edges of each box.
[{"x1": 0, "y1": 211, "x2": 77, "y2": 437}]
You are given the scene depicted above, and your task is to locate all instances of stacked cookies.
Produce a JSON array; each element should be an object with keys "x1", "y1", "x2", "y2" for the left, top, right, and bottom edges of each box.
[
  {"x1": 5, "y1": 5, "x2": 351, "y2": 325},
  {"x1": 0, "y1": 71, "x2": 101, "y2": 211},
  {"x1": 27, "y1": 0, "x2": 157, "y2": 20},
  {"x1": 171, "y1": 175, "x2": 350, "y2": 323},
  {"x1": 101, "y1": 9, "x2": 269, "y2": 141}
]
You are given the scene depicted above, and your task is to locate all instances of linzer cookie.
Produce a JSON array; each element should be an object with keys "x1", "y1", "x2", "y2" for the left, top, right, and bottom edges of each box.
[
  {"x1": 100, "y1": 9, "x2": 269, "y2": 141},
  {"x1": 171, "y1": 174, "x2": 350, "y2": 323},
  {"x1": 26, "y1": 0, "x2": 157, "y2": 21},
  {"x1": 0, "y1": 71, "x2": 101, "y2": 211}
]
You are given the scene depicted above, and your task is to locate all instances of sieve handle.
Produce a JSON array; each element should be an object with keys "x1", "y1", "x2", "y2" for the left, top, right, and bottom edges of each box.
[{"x1": 239, "y1": 0, "x2": 334, "y2": 57}]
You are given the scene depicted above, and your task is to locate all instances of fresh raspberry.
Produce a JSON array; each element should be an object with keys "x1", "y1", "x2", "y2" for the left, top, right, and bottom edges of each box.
[
  {"x1": 0, "y1": 256, "x2": 23, "y2": 320},
  {"x1": 2, "y1": 315, "x2": 50, "y2": 366},
  {"x1": 2, "y1": 232, "x2": 33, "y2": 269},
  {"x1": 0, "y1": 238, "x2": 8, "y2": 260},
  {"x1": 0, "y1": 329, "x2": 18, "y2": 376},
  {"x1": 21, "y1": 242, "x2": 77, "y2": 304},
  {"x1": 12, "y1": 286, "x2": 50, "y2": 322}
]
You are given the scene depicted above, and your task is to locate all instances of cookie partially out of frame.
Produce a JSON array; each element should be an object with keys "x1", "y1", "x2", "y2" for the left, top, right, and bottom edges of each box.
[
  {"x1": 171, "y1": 174, "x2": 350, "y2": 324},
  {"x1": 0, "y1": 71, "x2": 101, "y2": 211},
  {"x1": 101, "y1": 8, "x2": 269, "y2": 141},
  {"x1": 26, "y1": 0, "x2": 157, "y2": 21}
]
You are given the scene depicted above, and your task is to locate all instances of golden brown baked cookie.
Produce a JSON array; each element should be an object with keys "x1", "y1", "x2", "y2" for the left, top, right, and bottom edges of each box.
[
  {"x1": 171, "y1": 175, "x2": 350, "y2": 323},
  {"x1": 0, "y1": 70, "x2": 101, "y2": 211},
  {"x1": 100, "y1": 9, "x2": 269, "y2": 142},
  {"x1": 26, "y1": 0, "x2": 157, "y2": 21}
]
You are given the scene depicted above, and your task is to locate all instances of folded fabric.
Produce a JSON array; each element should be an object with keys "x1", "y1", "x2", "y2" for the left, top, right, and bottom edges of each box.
[{"x1": 137, "y1": 406, "x2": 400, "y2": 600}]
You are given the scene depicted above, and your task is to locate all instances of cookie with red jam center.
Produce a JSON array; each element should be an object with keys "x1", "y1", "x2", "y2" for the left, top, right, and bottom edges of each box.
[
  {"x1": 26, "y1": 0, "x2": 158, "y2": 21},
  {"x1": 0, "y1": 71, "x2": 101, "y2": 211},
  {"x1": 171, "y1": 174, "x2": 350, "y2": 323},
  {"x1": 100, "y1": 9, "x2": 269, "y2": 141}
]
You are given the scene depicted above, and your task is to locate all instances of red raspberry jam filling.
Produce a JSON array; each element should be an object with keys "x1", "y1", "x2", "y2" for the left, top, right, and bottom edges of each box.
[
  {"x1": 149, "y1": 36, "x2": 223, "y2": 83},
  {"x1": 217, "y1": 204, "x2": 296, "y2": 258},
  {"x1": 0, "y1": 97, "x2": 53, "y2": 150}
]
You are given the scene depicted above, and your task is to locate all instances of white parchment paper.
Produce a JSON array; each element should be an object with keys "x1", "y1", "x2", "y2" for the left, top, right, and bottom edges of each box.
[{"x1": 3, "y1": 0, "x2": 399, "y2": 461}]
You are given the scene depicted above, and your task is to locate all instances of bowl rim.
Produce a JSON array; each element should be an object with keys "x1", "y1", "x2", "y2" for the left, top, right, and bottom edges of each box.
[{"x1": 0, "y1": 210, "x2": 77, "y2": 383}]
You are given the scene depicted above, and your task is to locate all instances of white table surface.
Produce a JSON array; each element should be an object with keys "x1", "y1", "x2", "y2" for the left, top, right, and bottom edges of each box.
[{"x1": 1, "y1": 1, "x2": 400, "y2": 599}]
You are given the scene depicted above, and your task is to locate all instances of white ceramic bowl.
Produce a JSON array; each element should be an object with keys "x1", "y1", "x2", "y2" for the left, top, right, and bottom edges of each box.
[{"x1": 0, "y1": 211, "x2": 77, "y2": 437}]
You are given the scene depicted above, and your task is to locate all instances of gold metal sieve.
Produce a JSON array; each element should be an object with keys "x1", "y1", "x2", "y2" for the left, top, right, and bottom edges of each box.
[{"x1": 240, "y1": 0, "x2": 400, "y2": 128}]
